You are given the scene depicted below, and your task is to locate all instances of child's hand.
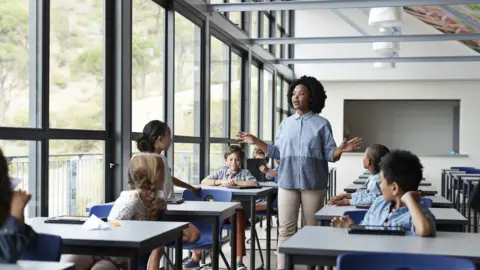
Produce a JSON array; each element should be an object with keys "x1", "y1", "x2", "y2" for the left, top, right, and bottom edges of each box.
[
  {"x1": 330, "y1": 215, "x2": 353, "y2": 228},
  {"x1": 259, "y1": 165, "x2": 268, "y2": 173},
  {"x1": 328, "y1": 199, "x2": 350, "y2": 206},
  {"x1": 11, "y1": 190, "x2": 31, "y2": 223},
  {"x1": 327, "y1": 194, "x2": 344, "y2": 205},
  {"x1": 401, "y1": 191, "x2": 421, "y2": 204},
  {"x1": 221, "y1": 180, "x2": 236, "y2": 187}
]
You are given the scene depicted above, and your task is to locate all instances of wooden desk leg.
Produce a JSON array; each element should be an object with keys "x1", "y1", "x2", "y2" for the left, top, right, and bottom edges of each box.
[
  {"x1": 285, "y1": 254, "x2": 293, "y2": 270},
  {"x1": 175, "y1": 232, "x2": 183, "y2": 270},
  {"x1": 231, "y1": 212, "x2": 237, "y2": 270}
]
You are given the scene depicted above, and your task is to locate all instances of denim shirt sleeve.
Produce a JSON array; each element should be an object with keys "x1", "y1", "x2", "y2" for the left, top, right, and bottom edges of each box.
[
  {"x1": 411, "y1": 207, "x2": 437, "y2": 237},
  {"x1": 350, "y1": 175, "x2": 381, "y2": 206},
  {"x1": 0, "y1": 216, "x2": 37, "y2": 263},
  {"x1": 321, "y1": 120, "x2": 337, "y2": 162},
  {"x1": 267, "y1": 122, "x2": 283, "y2": 160}
]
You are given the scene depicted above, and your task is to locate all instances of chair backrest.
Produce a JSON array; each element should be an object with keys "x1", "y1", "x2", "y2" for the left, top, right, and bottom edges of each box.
[
  {"x1": 465, "y1": 169, "x2": 480, "y2": 174},
  {"x1": 21, "y1": 233, "x2": 62, "y2": 262},
  {"x1": 337, "y1": 252, "x2": 476, "y2": 270},
  {"x1": 88, "y1": 203, "x2": 113, "y2": 217},
  {"x1": 420, "y1": 197, "x2": 433, "y2": 208},
  {"x1": 451, "y1": 167, "x2": 475, "y2": 171},
  {"x1": 182, "y1": 189, "x2": 233, "y2": 232},
  {"x1": 343, "y1": 210, "x2": 367, "y2": 225}
]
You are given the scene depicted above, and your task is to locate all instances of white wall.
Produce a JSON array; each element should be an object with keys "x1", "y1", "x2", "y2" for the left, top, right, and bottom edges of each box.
[
  {"x1": 344, "y1": 100, "x2": 459, "y2": 156},
  {"x1": 293, "y1": 9, "x2": 480, "y2": 193}
]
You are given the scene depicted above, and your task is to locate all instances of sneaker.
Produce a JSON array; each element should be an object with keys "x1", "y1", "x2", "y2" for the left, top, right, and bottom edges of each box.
[
  {"x1": 183, "y1": 258, "x2": 200, "y2": 269},
  {"x1": 237, "y1": 262, "x2": 247, "y2": 270}
]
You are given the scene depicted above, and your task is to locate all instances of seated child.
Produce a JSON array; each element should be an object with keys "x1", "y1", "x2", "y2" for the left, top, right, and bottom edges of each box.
[
  {"x1": 62, "y1": 153, "x2": 200, "y2": 270},
  {"x1": 0, "y1": 148, "x2": 37, "y2": 263},
  {"x1": 252, "y1": 148, "x2": 279, "y2": 181},
  {"x1": 328, "y1": 144, "x2": 389, "y2": 206},
  {"x1": 331, "y1": 150, "x2": 436, "y2": 237},
  {"x1": 185, "y1": 145, "x2": 256, "y2": 270}
]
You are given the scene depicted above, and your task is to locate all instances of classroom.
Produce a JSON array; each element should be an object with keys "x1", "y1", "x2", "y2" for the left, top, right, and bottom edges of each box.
[{"x1": 1, "y1": 0, "x2": 480, "y2": 269}]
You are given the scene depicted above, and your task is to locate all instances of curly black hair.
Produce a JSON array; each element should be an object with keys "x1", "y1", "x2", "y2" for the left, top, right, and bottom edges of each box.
[
  {"x1": 0, "y1": 148, "x2": 12, "y2": 226},
  {"x1": 380, "y1": 149, "x2": 423, "y2": 192},
  {"x1": 287, "y1": 75, "x2": 327, "y2": 114}
]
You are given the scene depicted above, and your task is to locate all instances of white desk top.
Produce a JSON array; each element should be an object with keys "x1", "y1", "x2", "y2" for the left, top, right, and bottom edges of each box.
[
  {"x1": 27, "y1": 218, "x2": 188, "y2": 248},
  {"x1": 353, "y1": 179, "x2": 431, "y2": 186},
  {"x1": 344, "y1": 184, "x2": 438, "y2": 194},
  {"x1": 427, "y1": 195, "x2": 454, "y2": 208},
  {"x1": 314, "y1": 205, "x2": 467, "y2": 225},
  {"x1": 0, "y1": 261, "x2": 74, "y2": 270},
  {"x1": 279, "y1": 226, "x2": 480, "y2": 262},
  {"x1": 166, "y1": 201, "x2": 240, "y2": 218},
  {"x1": 259, "y1": 182, "x2": 278, "y2": 188}
]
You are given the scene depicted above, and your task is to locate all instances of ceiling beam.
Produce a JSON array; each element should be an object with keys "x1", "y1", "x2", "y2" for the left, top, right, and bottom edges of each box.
[
  {"x1": 209, "y1": 0, "x2": 480, "y2": 12},
  {"x1": 274, "y1": 56, "x2": 480, "y2": 64},
  {"x1": 251, "y1": 33, "x2": 480, "y2": 45}
]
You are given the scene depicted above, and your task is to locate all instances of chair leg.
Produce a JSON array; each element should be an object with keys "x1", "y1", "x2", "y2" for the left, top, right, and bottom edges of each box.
[{"x1": 220, "y1": 250, "x2": 231, "y2": 270}]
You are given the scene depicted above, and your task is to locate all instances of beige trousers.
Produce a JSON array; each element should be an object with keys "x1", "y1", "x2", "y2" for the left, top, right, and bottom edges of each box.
[{"x1": 276, "y1": 188, "x2": 326, "y2": 270}]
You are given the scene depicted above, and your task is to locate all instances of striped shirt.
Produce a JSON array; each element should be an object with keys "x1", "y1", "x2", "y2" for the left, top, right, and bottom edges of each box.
[{"x1": 267, "y1": 111, "x2": 337, "y2": 189}]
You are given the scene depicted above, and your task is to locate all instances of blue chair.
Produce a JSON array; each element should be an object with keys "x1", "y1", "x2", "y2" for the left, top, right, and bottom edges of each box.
[
  {"x1": 420, "y1": 197, "x2": 433, "y2": 208},
  {"x1": 21, "y1": 233, "x2": 62, "y2": 262},
  {"x1": 337, "y1": 252, "x2": 476, "y2": 270},
  {"x1": 177, "y1": 189, "x2": 233, "y2": 270},
  {"x1": 343, "y1": 210, "x2": 367, "y2": 224},
  {"x1": 88, "y1": 203, "x2": 113, "y2": 217}
]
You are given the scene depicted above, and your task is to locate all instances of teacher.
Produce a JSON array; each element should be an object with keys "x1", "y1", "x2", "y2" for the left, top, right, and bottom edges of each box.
[{"x1": 237, "y1": 75, "x2": 361, "y2": 269}]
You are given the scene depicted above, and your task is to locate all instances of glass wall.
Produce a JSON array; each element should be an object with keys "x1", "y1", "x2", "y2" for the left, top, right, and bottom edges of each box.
[{"x1": 210, "y1": 37, "x2": 229, "y2": 138}]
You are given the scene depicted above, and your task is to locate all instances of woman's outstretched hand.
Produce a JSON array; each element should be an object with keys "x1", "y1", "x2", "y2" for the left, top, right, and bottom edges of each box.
[
  {"x1": 236, "y1": 132, "x2": 256, "y2": 144},
  {"x1": 339, "y1": 137, "x2": 362, "y2": 152}
]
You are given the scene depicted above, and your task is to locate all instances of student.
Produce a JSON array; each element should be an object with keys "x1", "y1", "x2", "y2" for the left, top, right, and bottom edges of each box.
[
  {"x1": 0, "y1": 148, "x2": 38, "y2": 263},
  {"x1": 185, "y1": 145, "x2": 256, "y2": 270},
  {"x1": 253, "y1": 148, "x2": 280, "y2": 182},
  {"x1": 328, "y1": 144, "x2": 389, "y2": 206},
  {"x1": 331, "y1": 150, "x2": 436, "y2": 237}
]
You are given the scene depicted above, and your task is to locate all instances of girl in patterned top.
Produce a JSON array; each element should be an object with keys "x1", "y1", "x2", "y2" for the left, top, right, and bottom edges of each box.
[{"x1": 184, "y1": 145, "x2": 256, "y2": 270}]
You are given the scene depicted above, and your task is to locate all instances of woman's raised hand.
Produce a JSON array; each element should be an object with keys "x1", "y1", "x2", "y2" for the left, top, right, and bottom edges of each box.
[{"x1": 236, "y1": 132, "x2": 256, "y2": 144}]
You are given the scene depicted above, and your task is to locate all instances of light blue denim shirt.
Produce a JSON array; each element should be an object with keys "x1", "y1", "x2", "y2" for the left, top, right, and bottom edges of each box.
[
  {"x1": 267, "y1": 111, "x2": 336, "y2": 189},
  {"x1": 351, "y1": 173, "x2": 382, "y2": 206},
  {"x1": 207, "y1": 167, "x2": 257, "y2": 182},
  {"x1": 360, "y1": 196, "x2": 436, "y2": 236}
]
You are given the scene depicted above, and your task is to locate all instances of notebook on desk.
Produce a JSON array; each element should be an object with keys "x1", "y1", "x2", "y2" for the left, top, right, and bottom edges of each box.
[
  {"x1": 44, "y1": 216, "x2": 107, "y2": 225},
  {"x1": 227, "y1": 186, "x2": 262, "y2": 189}
]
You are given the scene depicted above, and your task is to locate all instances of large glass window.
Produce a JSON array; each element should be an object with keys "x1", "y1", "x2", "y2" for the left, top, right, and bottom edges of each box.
[
  {"x1": 283, "y1": 80, "x2": 289, "y2": 111},
  {"x1": 250, "y1": 66, "x2": 259, "y2": 136},
  {"x1": 262, "y1": 70, "x2": 273, "y2": 141},
  {"x1": 275, "y1": 76, "x2": 281, "y2": 130},
  {"x1": 251, "y1": 12, "x2": 258, "y2": 38},
  {"x1": 0, "y1": 140, "x2": 39, "y2": 218},
  {"x1": 262, "y1": 14, "x2": 270, "y2": 50},
  {"x1": 231, "y1": 53, "x2": 242, "y2": 139},
  {"x1": 174, "y1": 14, "x2": 201, "y2": 137},
  {"x1": 210, "y1": 37, "x2": 229, "y2": 138},
  {"x1": 49, "y1": 140, "x2": 105, "y2": 217},
  {"x1": 132, "y1": 1, "x2": 165, "y2": 132},
  {"x1": 49, "y1": 0, "x2": 104, "y2": 130},
  {"x1": 0, "y1": 0, "x2": 30, "y2": 128},
  {"x1": 174, "y1": 143, "x2": 200, "y2": 185},
  {"x1": 210, "y1": 144, "x2": 228, "y2": 174},
  {"x1": 228, "y1": 0, "x2": 241, "y2": 27}
]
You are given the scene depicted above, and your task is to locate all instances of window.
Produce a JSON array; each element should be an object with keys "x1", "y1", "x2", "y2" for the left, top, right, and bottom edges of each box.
[
  {"x1": 275, "y1": 76, "x2": 281, "y2": 130},
  {"x1": 251, "y1": 12, "x2": 258, "y2": 38},
  {"x1": 231, "y1": 53, "x2": 242, "y2": 139},
  {"x1": 49, "y1": 0, "x2": 105, "y2": 130},
  {"x1": 282, "y1": 80, "x2": 289, "y2": 111},
  {"x1": 210, "y1": 37, "x2": 229, "y2": 138},
  {"x1": 0, "y1": 140, "x2": 39, "y2": 217},
  {"x1": 49, "y1": 140, "x2": 105, "y2": 217},
  {"x1": 210, "y1": 144, "x2": 228, "y2": 174},
  {"x1": 228, "y1": 0, "x2": 242, "y2": 28},
  {"x1": 0, "y1": 0, "x2": 30, "y2": 128},
  {"x1": 174, "y1": 14, "x2": 201, "y2": 137},
  {"x1": 250, "y1": 66, "x2": 259, "y2": 136},
  {"x1": 174, "y1": 143, "x2": 200, "y2": 185},
  {"x1": 262, "y1": 14, "x2": 270, "y2": 50},
  {"x1": 261, "y1": 70, "x2": 273, "y2": 141},
  {"x1": 132, "y1": 1, "x2": 165, "y2": 132}
]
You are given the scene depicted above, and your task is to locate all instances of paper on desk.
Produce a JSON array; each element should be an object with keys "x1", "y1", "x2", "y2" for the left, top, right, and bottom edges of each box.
[
  {"x1": 10, "y1": 177, "x2": 22, "y2": 189},
  {"x1": 82, "y1": 214, "x2": 110, "y2": 230}
]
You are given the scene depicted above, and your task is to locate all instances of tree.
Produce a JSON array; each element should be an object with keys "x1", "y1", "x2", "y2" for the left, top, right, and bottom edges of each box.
[{"x1": 0, "y1": 0, "x2": 29, "y2": 124}]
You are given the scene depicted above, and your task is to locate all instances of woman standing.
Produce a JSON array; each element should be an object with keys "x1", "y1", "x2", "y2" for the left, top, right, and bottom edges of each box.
[{"x1": 237, "y1": 76, "x2": 361, "y2": 269}]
